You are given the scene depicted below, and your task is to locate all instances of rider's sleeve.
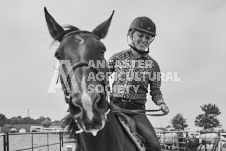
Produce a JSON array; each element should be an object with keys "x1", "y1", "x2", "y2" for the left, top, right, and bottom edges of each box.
[
  {"x1": 107, "y1": 54, "x2": 116, "y2": 74},
  {"x1": 149, "y1": 60, "x2": 164, "y2": 105}
]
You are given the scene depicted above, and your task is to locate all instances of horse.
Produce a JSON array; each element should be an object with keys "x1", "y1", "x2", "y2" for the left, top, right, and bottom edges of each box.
[
  {"x1": 159, "y1": 132, "x2": 178, "y2": 150},
  {"x1": 198, "y1": 133, "x2": 221, "y2": 151},
  {"x1": 44, "y1": 7, "x2": 138, "y2": 151},
  {"x1": 185, "y1": 132, "x2": 200, "y2": 151}
]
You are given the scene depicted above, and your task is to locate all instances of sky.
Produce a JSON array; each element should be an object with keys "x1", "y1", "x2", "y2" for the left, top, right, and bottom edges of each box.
[{"x1": 0, "y1": 0, "x2": 226, "y2": 128}]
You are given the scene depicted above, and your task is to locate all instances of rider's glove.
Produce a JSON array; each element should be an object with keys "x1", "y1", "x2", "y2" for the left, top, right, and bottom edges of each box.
[{"x1": 158, "y1": 102, "x2": 169, "y2": 114}]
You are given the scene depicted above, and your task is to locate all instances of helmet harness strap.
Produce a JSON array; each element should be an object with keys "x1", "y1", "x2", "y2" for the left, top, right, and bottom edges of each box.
[{"x1": 127, "y1": 33, "x2": 155, "y2": 55}]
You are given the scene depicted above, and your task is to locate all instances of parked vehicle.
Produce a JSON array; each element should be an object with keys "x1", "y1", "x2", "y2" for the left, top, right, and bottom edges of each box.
[
  {"x1": 19, "y1": 128, "x2": 26, "y2": 133},
  {"x1": 30, "y1": 126, "x2": 42, "y2": 132},
  {"x1": 9, "y1": 128, "x2": 17, "y2": 133}
]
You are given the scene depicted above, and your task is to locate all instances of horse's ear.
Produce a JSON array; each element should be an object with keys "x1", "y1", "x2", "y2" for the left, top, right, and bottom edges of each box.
[
  {"x1": 92, "y1": 10, "x2": 114, "y2": 39},
  {"x1": 44, "y1": 7, "x2": 64, "y2": 41}
]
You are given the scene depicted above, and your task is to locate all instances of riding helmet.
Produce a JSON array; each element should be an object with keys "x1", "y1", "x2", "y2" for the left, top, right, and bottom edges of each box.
[{"x1": 128, "y1": 17, "x2": 156, "y2": 36}]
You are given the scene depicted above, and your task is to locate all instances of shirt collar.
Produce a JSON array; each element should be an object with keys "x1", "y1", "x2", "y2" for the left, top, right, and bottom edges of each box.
[{"x1": 127, "y1": 48, "x2": 149, "y2": 60}]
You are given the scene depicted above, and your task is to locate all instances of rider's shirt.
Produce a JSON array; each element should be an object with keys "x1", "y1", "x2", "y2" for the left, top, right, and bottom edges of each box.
[{"x1": 108, "y1": 49, "x2": 163, "y2": 104}]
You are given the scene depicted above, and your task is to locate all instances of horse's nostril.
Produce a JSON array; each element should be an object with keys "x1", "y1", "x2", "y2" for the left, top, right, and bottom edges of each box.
[
  {"x1": 69, "y1": 102, "x2": 82, "y2": 116},
  {"x1": 95, "y1": 93, "x2": 107, "y2": 110}
]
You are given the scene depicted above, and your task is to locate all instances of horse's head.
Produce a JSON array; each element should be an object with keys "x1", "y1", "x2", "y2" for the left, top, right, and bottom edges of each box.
[{"x1": 44, "y1": 8, "x2": 114, "y2": 135}]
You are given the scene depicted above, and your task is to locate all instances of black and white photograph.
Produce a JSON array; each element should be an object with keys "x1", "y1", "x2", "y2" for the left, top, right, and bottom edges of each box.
[{"x1": 0, "y1": 0, "x2": 226, "y2": 151}]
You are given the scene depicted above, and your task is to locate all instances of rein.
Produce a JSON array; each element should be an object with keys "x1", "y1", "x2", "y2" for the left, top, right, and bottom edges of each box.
[
  {"x1": 59, "y1": 60, "x2": 165, "y2": 116},
  {"x1": 110, "y1": 104, "x2": 166, "y2": 116},
  {"x1": 59, "y1": 30, "x2": 165, "y2": 117}
]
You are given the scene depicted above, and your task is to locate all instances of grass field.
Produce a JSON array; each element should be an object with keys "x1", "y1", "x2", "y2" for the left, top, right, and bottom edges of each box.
[{"x1": 0, "y1": 133, "x2": 75, "y2": 151}]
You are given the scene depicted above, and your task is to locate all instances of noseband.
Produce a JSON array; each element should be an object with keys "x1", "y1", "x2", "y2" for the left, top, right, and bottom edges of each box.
[{"x1": 58, "y1": 30, "x2": 109, "y2": 105}]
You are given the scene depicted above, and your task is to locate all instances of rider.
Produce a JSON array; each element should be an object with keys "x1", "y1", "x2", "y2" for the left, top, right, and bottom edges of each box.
[{"x1": 108, "y1": 16, "x2": 169, "y2": 151}]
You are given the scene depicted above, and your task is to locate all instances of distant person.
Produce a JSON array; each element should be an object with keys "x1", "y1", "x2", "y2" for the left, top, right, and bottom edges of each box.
[{"x1": 108, "y1": 16, "x2": 169, "y2": 151}]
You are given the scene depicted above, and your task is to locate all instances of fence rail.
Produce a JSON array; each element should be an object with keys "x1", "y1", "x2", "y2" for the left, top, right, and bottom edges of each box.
[
  {"x1": 159, "y1": 131, "x2": 188, "y2": 151},
  {"x1": 158, "y1": 131, "x2": 226, "y2": 151},
  {"x1": 1, "y1": 131, "x2": 225, "y2": 151},
  {"x1": 0, "y1": 132, "x2": 75, "y2": 151}
]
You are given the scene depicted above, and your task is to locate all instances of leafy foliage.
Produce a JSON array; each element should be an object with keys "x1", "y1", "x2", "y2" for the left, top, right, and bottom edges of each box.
[
  {"x1": 0, "y1": 113, "x2": 53, "y2": 125},
  {"x1": 195, "y1": 103, "x2": 221, "y2": 129},
  {"x1": 41, "y1": 118, "x2": 52, "y2": 127},
  {"x1": 0, "y1": 113, "x2": 7, "y2": 126},
  {"x1": 171, "y1": 113, "x2": 188, "y2": 130},
  {"x1": 201, "y1": 103, "x2": 221, "y2": 116}
]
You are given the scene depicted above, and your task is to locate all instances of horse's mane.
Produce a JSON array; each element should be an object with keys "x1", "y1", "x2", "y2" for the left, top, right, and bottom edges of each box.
[{"x1": 62, "y1": 113, "x2": 79, "y2": 138}]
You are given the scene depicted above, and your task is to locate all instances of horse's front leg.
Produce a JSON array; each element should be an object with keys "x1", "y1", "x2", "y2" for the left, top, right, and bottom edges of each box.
[
  {"x1": 198, "y1": 144, "x2": 202, "y2": 151},
  {"x1": 211, "y1": 143, "x2": 217, "y2": 151}
]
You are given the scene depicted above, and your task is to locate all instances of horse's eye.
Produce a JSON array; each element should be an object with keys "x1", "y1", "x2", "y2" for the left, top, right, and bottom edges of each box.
[
  {"x1": 55, "y1": 52, "x2": 61, "y2": 60},
  {"x1": 100, "y1": 50, "x2": 105, "y2": 56}
]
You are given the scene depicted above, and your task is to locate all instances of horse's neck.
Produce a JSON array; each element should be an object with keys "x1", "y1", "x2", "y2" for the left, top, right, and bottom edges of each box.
[{"x1": 79, "y1": 111, "x2": 136, "y2": 151}]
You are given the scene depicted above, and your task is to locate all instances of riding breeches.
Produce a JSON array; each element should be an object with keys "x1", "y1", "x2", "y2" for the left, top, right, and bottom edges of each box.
[{"x1": 112, "y1": 99, "x2": 161, "y2": 151}]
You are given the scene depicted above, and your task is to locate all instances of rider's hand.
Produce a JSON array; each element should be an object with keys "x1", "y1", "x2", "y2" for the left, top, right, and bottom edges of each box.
[{"x1": 159, "y1": 103, "x2": 169, "y2": 114}]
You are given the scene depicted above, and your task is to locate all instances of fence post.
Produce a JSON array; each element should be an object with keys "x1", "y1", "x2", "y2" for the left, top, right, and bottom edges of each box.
[
  {"x1": 3, "y1": 133, "x2": 8, "y2": 151},
  {"x1": 62, "y1": 132, "x2": 64, "y2": 148},
  {"x1": 47, "y1": 133, "x2": 49, "y2": 151},
  {"x1": 59, "y1": 132, "x2": 62, "y2": 151},
  {"x1": 185, "y1": 132, "x2": 188, "y2": 151},
  {"x1": 2, "y1": 133, "x2": 9, "y2": 151},
  {"x1": 31, "y1": 133, "x2": 34, "y2": 151},
  {"x1": 3, "y1": 134, "x2": 6, "y2": 151},
  {"x1": 6, "y1": 133, "x2": 9, "y2": 151}
]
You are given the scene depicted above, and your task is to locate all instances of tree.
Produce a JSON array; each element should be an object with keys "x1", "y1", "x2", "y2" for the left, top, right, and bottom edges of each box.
[
  {"x1": 50, "y1": 120, "x2": 63, "y2": 127},
  {"x1": 10, "y1": 117, "x2": 18, "y2": 125},
  {"x1": 41, "y1": 119, "x2": 52, "y2": 127},
  {"x1": 195, "y1": 103, "x2": 221, "y2": 129},
  {"x1": 35, "y1": 116, "x2": 47, "y2": 124},
  {"x1": 22, "y1": 117, "x2": 34, "y2": 124},
  {"x1": 16, "y1": 116, "x2": 23, "y2": 124},
  {"x1": 0, "y1": 113, "x2": 7, "y2": 127},
  {"x1": 171, "y1": 113, "x2": 188, "y2": 130}
]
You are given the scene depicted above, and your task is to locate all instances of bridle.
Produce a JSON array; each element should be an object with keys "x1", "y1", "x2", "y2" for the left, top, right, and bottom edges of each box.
[
  {"x1": 61, "y1": 61, "x2": 109, "y2": 104},
  {"x1": 57, "y1": 30, "x2": 109, "y2": 105}
]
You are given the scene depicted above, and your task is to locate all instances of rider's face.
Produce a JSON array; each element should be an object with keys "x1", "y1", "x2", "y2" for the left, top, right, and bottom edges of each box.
[{"x1": 132, "y1": 30, "x2": 154, "y2": 51}]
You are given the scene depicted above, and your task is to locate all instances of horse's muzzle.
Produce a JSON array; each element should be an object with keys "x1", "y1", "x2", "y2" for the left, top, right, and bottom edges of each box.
[{"x1": 69, "y1": 92, "x2": 108, "y2": 134}]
